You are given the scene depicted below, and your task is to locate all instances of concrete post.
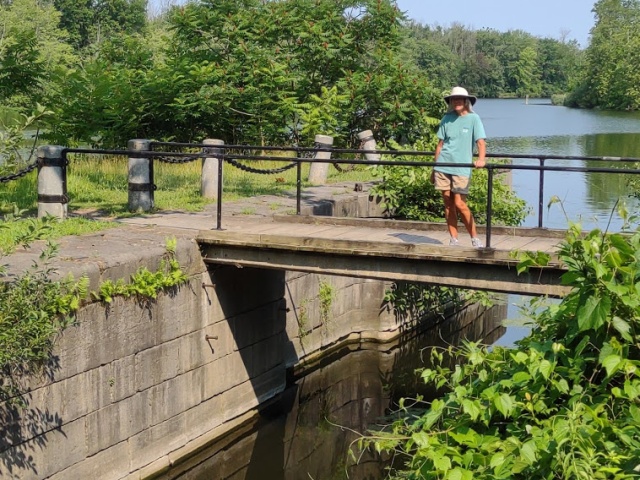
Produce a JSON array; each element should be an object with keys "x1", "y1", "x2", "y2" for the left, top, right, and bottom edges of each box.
[
  {"x1": 128, "y1": 139, "x2": 154, "y2": 212},
  {"x1": 201, "y1": 139, "x2": 224, "y2": 198},
  {"x1": 37, "y1": 145, "x2": 68, "y2": 219},
  {"x1": 307, "y1": 135, "x2": 334, "y2": 185},
  {"x1": 357, "y1": 130, "x2": 380, "y2": 162}
]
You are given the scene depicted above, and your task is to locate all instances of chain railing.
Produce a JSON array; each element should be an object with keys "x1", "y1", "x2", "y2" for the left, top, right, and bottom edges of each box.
[
  {"x1": 3, "y1": 140, "x2": 640, "y2": 249},
  {"x1": 0, "y1": 159, "x2": 39, "y2": 183}
]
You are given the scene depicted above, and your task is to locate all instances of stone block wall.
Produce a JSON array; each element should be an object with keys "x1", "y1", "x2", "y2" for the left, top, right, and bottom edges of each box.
[{"x1": 0, "y1": 231, "x2": 418, "y2": 480}]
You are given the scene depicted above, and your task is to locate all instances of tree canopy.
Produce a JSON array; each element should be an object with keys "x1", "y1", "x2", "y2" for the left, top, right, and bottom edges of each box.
[
  {"x1": 3, "y1": 0, "x2": 640, "y2": 150},
  {"x1": 46, "y1": 0, "x2": 444, "y2": 148},
  {"x1": 567, "y1": 0, "x2": 640, "y2": 110}
]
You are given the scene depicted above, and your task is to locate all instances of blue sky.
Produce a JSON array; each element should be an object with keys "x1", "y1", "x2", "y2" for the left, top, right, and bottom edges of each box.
[
  {"x1": 149, "y1": 1, "x2": 597, "y2": 48},
  {"x1": 395, "y1": 0, "x2": 596, "y2": 47}
]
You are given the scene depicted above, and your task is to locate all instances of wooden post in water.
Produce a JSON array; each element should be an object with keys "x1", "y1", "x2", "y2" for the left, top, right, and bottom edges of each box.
[
  {"x1": 128, "y1": 139, "x2": 154, "y2": 212},
  {"x1": 307, "y1": 134, "x2": 334, "y2": 185},
  {"x1": 202, "y1": 139, "x2": 224, "y2": 198},
  {"x1": 37, "y1": 145, "x2": 68, "y2": 219},
  {"x1": 358, "y1": 130, "x2": 380, "y2": 161}
]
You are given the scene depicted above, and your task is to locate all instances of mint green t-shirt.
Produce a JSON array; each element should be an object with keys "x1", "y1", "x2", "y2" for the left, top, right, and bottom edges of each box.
[{"x1": 435, "y1": 112, "x2": 486, "y2": 178}]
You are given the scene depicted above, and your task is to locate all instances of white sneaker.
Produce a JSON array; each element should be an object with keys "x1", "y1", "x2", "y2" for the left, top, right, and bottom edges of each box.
[
  {"x1": 471, "y1": 237, "x2": 483, "y2": 248},
  {"x1": 449, "y1": 237, "x2": 459, "y2": 246}
]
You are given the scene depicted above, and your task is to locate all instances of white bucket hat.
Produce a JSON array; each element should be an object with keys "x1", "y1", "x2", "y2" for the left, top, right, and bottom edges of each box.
[{"x1": 444, "y1": 86, "x2": 477, "y2": 106}]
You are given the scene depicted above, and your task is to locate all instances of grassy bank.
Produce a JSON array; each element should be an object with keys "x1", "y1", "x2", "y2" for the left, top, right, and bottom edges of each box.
[{"x1": 2, "y1": 153, "x2": 372, "y2": 217}]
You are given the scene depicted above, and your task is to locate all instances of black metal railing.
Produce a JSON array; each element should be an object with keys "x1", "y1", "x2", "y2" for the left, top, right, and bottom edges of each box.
[
  {"x1": 3, "y1": 142, "x2": 639, "y2": 249},
  {"x1": 158, "y1": 143, "x2": 638, "y2": 248}
]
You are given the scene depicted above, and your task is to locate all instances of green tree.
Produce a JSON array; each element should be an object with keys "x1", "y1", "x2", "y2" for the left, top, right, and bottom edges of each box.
[
  {"x1": 0, "y1": 0, "x2": 75, "y2": 108},
  {"x1": 512, "y1": 46, "x2": 542, "y2": 97},
  {"x1": 398, "y1": 22, "x2": 577, "y2": 100},
  {"x1": 47, "y1": 0, "x2": 443, "y2": 148},
  {"x1": 537, "y1": 38, "x2": 583, "y2": 96},
  {"x1": 568, "y1": 0, "x2": 640, "y2": 110},
  {"x1": 0, "y1": 29, "x2": 41, "y2": 103},
  {"x1": 53, "y1": 0, "x2": 147, "y2": 50},
  {"x1": 399, "y1": 23, "x2": 463, "y2": 92}
]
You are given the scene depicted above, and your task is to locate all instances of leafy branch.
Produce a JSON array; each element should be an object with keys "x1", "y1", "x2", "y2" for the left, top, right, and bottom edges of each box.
[{"x1": 364, "y1": 209, "x2": 640, "y2": 478}]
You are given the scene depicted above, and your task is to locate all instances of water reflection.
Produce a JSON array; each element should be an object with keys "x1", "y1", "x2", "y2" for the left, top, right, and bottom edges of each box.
[
  {"x1": 162, "y1": 302, "x2": 507, "y2": 480},
  {"x1": 475, "y1": 100, "x2": 640, "y2": 231}
]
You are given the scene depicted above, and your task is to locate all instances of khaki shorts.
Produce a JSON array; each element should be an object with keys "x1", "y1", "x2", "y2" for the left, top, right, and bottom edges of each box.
[{"x1": 433, "y1": 171, "x2": 470, "y2": 195}]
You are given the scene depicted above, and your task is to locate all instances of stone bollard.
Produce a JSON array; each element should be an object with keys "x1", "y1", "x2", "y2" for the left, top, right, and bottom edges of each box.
[
  {"x1": 37, "y1": 145, "x2": 68, "y2": 220},
  {"x1": 307, "y1": 134, "x2": 334, "y2": 185},
  {"x1": 128, "y1": 139, "x2": 154, "y2": 212},
  {"x1": 357, "y1": 130, "x2": 380, "y2": 161},
  {"x1": 201, "y1": 139, "x2": 224, "y2": 198}
]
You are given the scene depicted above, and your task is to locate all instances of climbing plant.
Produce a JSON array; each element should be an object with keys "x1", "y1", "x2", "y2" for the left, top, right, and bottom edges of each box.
[
  {"x1": 93, "y1": 237, "x2": 187, "y2": 302},
  {"x1": 0, "y1": 228, "x2": 189, "y2": 404},
  {"x1": 0, "y1": 238, "x2": 88, "y2": 403}
]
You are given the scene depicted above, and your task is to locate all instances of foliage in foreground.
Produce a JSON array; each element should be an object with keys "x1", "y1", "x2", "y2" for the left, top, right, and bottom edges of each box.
[{"x1": 364, "y1": 220, "x2": 640, "y2": 479}]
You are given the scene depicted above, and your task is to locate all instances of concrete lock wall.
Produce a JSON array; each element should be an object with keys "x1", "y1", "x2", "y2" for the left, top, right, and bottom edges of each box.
[{"x1": 0, "y1": 236, "x2": 424, "y2": 480}]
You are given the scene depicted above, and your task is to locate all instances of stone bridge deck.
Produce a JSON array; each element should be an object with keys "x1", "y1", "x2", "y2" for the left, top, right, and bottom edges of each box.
[{"x1": 191, "y1": 215, "x2": 569, "y2": 297}]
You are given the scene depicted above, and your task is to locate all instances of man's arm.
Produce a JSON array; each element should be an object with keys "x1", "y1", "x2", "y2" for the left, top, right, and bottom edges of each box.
[
  {"x1": 434, "y1": 139, "x2": 444, "y2": 161},
  {"x1": 474, "y1": 139, "x2": 486, "y2": 168}
]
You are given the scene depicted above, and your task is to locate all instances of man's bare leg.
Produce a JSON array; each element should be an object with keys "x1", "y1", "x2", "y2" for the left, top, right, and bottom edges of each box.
[
  {"x1": 443, "y1": 191, "x2": 459, "y2": 239},
  {"x1": 453, "y1": 193, "x2": 478, "y2": 238}
]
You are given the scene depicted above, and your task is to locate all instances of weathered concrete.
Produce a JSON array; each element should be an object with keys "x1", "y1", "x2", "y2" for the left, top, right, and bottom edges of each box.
[
  {"x1": 152, "y1": 300, "x2": 506, "y2": 480},
  {"x1": 307, "y1": 134, "x2": 334, "y2": 185},
  {"x1": 197, "y1": 222, "x2": 569, "y2": 297},
  {"x1": 0, "y1": 220, "x2": 414, "y2": 480},
  {"x1": 0, "y1": 180, "x2": 526, "y2": 479},
  {"x1": 37, "y1": 145, "x2": 68, "y2": 220}
]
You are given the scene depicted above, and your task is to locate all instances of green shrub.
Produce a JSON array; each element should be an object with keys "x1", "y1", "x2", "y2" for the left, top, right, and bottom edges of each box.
[
  {"x1": 362, "y1": 219, "x2": 640, "y2": 478},
  {"x1": 370, "y1": 143, "x2": 530, "y2": 226}
]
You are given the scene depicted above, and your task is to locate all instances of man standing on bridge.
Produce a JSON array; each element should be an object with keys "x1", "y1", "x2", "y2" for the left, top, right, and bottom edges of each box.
[{"x1": 433, "y1": 86, "x2": 486, "y2": 248}]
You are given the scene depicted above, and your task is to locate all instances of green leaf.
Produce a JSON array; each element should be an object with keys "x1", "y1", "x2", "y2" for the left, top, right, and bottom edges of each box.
[
  {"x1": 520, "y1": 440, "x2": 537, "y2": 464},
  {"x1": 494, "y1": 393, "x2": 515, "y2": 418},
  {"x1": 433, "y1": 453, "x2": 452, "y2": 471},
  {"x1": 538, "y1": 360, "x2": 553, "y2": 380},
  {"x1": 601, "y1": 354, "x2": 622, "y2": 377},
  {"x1": 490, "y1": 452, "x2": 506, "y2": 469},
  {"x1": 612, "y1": 316, "x2": 633, "y2": 341},
  {"x1": 411, "y1": 431, "x2": 431, "y2": 447},
  {"x1": 624, "y1": 380, "x2": 640, "y2": 400},
  {"x1": 445, "y1": 467, "x2": 473, "y2": 480},
  {"x1": 462, "y1": 399, "x2": 482, "y2": 421},
  {"x1": 512, "y1": 371, "x2": 531, "y2": 384},
  {"x1": 576, "y1": 293, "x2": 610, "y2": 331}
]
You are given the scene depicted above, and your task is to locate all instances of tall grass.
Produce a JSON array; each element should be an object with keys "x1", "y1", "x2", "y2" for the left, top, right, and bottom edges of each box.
[{"x1": 1, "y1": 153, "x2": 373, "y2": 216}]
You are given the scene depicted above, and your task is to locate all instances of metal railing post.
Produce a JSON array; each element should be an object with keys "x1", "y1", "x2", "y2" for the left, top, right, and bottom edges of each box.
[
  {"x1": 202, "y1": 139, "x2": 224, "y2": 199},
  {"x1": 485, "y1": 166, "x2": 494, "y2": 249},
  {"x1": 216, "y1": 148, "x2": 224, "y2": 230},
  {"x1": 296, "y1": 149, "x2": 302, "y2": 215},
  {"x1": 538, "y1": 158, "x2": 545, "y2": 228}
]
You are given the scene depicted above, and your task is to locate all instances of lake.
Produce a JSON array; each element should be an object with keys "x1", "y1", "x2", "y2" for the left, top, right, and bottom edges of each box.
[
  {"x1": 477, "y1": 98, "x2": 640, "y2": 348},
  {"x1": 476, "y1": 98, "x2": 640, "y2": 231}
]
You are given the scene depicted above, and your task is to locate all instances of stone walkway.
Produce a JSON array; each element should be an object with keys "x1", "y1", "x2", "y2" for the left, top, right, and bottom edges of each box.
[{"x1": 114, "y1": 180, "x2": 385, "y2": 231}]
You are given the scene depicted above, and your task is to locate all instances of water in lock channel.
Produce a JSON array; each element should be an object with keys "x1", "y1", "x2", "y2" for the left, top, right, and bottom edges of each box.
[
  {"x1": 162, "y1": 302, "x2": 507, "y2": 480},
  {"x1": 164, "y1": 99, "x2": 640, "y2": 479}
]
